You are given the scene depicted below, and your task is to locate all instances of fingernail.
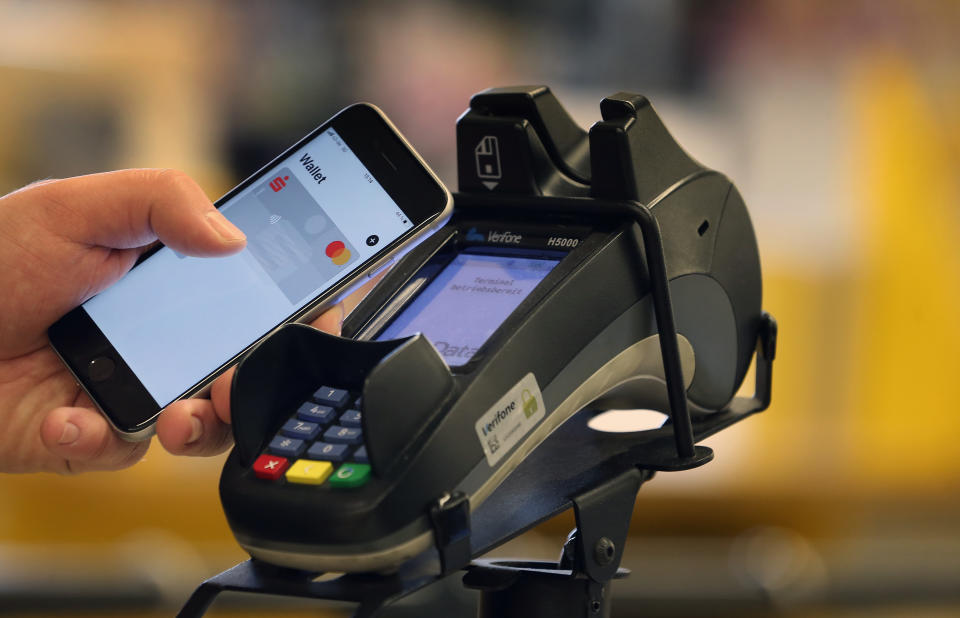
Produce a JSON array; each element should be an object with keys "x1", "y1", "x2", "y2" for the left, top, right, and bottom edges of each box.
[
  {"x1": 205, "y1": 211, "x2": 245, "y2": 242},
  {"x1": 336, "y1": 303, "x2": 346, "y2": 326},
  {"x1": 59, "y1": 421, "x2": 80, "y2": 445},
  {"x1": 186, "y1": 416, "x2": 203, "y2": 444}
]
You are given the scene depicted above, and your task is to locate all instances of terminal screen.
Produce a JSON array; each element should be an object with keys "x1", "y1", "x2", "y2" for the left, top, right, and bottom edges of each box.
[{"x1": 377, "y1": 252, "x2": 560, "y2": 366}]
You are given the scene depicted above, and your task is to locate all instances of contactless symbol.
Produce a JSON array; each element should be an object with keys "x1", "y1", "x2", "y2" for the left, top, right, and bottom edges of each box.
[
  {"x1": 366, "y1": 234, "x2": 379, "y2": 246},
  {"x1": 325, "y1": 240, "x2": 351, "y2": 266},
  {"x1": 269, "y1": 175, "x2": 290, "y2": 192}
]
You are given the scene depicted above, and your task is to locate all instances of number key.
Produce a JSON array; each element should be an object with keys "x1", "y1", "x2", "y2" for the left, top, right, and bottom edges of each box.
[
  {"x1": 281, "y1": 418, "x2": 321, "y2": 441},
  {"x1": 312, "y1": 386, "x2": 351, "y2": 408},
  {"x1": 339, "y1": 409, "x2": 362, "y2": 427},
  {"x1": 351, "y1": 445, "x2": 369, "y2": 464},
  {"x1": 323, "y1": 425, "x2": 363, "y2": 445},
  {"x1": 297, "y1": 402, "x2": 335, "y2": 424},
  {"x1": 306, "y1": 441, "x2": 350, "y2": 462}
]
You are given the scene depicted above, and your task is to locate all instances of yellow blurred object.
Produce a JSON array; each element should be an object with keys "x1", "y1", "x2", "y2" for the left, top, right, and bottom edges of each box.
[
  {"x1": 845, "y1": 55, "x2": 960, "y2": 494},
  {"x1": 0, "y1": 446, "x2": 233, "y2": 545},
  {"x1": 0, "y1": 2, "x2": 233, "y2": 196}
]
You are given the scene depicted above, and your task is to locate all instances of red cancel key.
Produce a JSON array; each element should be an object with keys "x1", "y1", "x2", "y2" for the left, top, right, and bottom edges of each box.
[{"x1": 253, "y1": 454, "x2": 289, "y2": 480}]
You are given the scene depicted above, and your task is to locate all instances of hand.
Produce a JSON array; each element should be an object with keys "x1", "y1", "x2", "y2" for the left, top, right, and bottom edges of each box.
[{"x1": 0, "y1": 169, "x2": 344, "y2": 473}]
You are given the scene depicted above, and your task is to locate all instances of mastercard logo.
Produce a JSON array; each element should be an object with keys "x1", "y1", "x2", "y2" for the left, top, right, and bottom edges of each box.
[{"x1": 325, "y1": 240, "x2": 351, "y2": 266}]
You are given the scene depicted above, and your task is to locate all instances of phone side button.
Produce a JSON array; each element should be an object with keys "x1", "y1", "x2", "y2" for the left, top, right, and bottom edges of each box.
[{"x1": 88, "y1": 357, "x2": 116, "y2": 382}]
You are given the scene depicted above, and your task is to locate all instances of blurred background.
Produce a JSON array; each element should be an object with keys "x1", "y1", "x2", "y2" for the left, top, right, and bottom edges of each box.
[{"x1": 1, "y1": 0, "x2": 958, "y2": 616}]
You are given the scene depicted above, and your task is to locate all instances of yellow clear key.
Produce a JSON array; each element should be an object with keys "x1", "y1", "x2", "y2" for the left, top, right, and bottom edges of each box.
[{"x1": 285, "y1": 459, "x2": 333, "y2": 485}]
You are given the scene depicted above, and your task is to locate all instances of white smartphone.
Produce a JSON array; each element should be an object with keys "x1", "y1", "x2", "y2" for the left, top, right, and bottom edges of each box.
[{"x1": 48, "y1": 103, "x2": 452, "y2": 440}]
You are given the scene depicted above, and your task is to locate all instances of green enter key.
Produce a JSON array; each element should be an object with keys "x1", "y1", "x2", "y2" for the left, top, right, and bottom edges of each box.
[{"x1": 329, "y1": 463, "x2": 371, "y2": 488}]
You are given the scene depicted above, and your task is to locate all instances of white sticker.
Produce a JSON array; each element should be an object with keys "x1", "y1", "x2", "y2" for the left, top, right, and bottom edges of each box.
[{"x1": 475, "y1": 373, "x2": 546, "y2": 467}]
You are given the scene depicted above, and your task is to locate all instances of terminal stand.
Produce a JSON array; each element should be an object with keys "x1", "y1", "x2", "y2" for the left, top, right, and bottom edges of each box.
[{"x1": 178, "y1": 86, "x2": 777, "y2": 617}]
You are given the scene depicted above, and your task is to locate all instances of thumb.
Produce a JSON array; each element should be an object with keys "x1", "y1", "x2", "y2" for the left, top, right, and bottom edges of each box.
[{"x1": 36, "y1": 168, "x2": 246, "y2": 256}]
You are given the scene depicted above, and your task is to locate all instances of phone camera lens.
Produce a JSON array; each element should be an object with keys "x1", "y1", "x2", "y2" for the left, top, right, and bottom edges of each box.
[{"x1": 366, "y1": 235, "x2": 379, "y2": 246}]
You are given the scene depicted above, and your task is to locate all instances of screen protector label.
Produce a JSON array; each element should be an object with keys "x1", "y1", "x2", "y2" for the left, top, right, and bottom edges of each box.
[{"x1": 475, "y1": 372, "x2": 545, "y2": 467}]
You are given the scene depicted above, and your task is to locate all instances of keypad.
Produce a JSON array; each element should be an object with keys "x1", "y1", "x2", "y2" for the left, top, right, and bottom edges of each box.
[{"x1": 256, "y1": 386, "x2": 372, "y2": 488}]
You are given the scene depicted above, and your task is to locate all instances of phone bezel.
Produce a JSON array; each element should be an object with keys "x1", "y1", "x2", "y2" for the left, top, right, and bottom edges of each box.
[{"x1": 48, "y1": 103, "x2": 451, "y2": 438}]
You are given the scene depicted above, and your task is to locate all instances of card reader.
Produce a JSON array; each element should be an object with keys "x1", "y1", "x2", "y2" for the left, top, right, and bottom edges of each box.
[{"x1": 218, "y1": 87, "x2": 764, "y2": 574}]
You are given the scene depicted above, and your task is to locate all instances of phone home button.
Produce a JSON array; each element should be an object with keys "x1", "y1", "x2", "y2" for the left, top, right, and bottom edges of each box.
[{"x1": 88, "y1": 357, "x2": 116, "y2": 382}]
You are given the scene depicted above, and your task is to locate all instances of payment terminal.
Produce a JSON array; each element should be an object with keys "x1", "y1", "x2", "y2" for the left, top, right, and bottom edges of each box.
[{"x1": 216, "y1": 87, "x2": 770, "y2": 578}]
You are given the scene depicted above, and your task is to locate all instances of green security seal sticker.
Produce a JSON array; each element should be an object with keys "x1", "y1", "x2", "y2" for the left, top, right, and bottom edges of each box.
[{"x1": 474, "y1": 373, "x2": 546, "y2": 466}]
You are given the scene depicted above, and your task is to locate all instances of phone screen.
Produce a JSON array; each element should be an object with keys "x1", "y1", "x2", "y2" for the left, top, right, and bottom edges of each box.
[
  {"x1": 83, "y1": 128, "x2": 412, "y2": 407},
  {"x1": 376, "y1": 251, "x2": 561, "y2": 366}
]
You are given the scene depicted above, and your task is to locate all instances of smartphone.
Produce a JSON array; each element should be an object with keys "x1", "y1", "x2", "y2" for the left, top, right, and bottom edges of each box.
[{"x1": 48, "y1": 103, "x2": 452, "y2": 440}]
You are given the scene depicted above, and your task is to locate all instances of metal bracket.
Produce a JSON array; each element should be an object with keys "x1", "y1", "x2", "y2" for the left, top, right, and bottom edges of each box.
[
  {"x1": 429, "y1": 490, "x2": 472, "y2": 574},
  {"x1": 462, "y1": 469, "x2": 642, "y2": 618},
  {"x1": 568, "y1": 468, "x2": 644, "y2": 583}
]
